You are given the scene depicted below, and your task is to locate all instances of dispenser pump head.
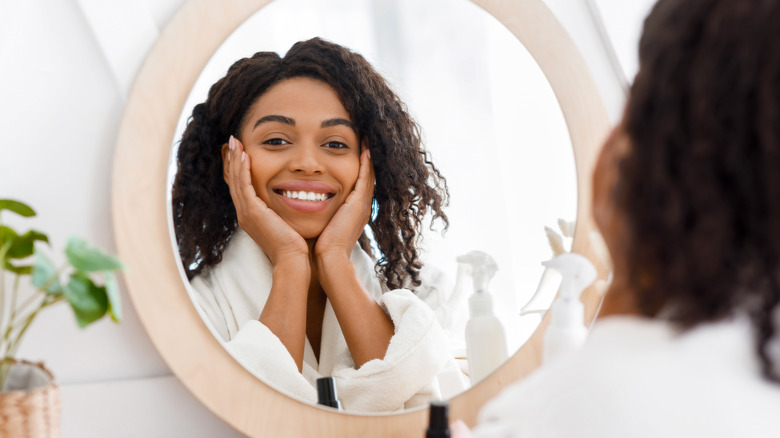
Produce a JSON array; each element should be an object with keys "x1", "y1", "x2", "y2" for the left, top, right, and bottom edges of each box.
[{"x1": 456, "y1": 250, "x2": 498, "y2": 294}]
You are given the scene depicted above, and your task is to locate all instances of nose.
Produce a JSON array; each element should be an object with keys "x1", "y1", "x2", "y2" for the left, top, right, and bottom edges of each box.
[{"x1": 288, "y1": 142, "x2": 324, "y2": 175}]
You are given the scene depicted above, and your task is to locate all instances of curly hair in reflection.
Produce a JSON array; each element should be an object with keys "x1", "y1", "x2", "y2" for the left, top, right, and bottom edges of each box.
[
  {"x1": 617, "y1": 0, "x2": 780, "y2": 381},
  {"x1": 172, "y1": 38, "x2": 448, "y2": 291}
]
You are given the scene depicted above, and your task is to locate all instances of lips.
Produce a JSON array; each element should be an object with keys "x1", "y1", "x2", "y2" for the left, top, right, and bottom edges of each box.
[{"x1": 272, "y1": 181, "x2": 336, "y2": 213}]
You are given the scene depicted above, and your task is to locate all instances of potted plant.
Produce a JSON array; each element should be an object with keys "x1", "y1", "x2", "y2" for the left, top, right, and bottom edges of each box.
[{"x1": 0, "y1": 199, "x2": 123, "y2": 437}]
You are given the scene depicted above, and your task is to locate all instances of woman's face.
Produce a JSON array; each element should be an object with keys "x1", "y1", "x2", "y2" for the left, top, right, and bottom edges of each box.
[
  {"x1": 592, "y1": 123, "x2": 628, "y2": 244},
  {"x1": 230, "y1": 77, "x2": 361, "y2": 239},
  {"x1": 592, "y1": 121, "x2": 640, "y2": 315},
  {"x1": 592, "y1": 120, "x2": 635, "y2": 264}
]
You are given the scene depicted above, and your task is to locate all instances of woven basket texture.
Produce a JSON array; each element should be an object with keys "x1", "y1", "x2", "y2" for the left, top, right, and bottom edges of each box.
[{"x1": 0, "y1": 360, "x2": 60, "y2": 438}]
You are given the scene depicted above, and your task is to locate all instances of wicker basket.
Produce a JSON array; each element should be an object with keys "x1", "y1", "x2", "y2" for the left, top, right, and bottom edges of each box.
[{"x1": 0, "y1": 360, "x2": 60, "y2": 438}]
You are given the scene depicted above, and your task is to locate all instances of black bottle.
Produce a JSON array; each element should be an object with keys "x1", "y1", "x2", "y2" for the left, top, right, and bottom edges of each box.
[
  {"x1": 426, "y1": 401, "x2": 450, "y2": 438},
  {"x1": 316, "y1": 377, "x2": 341, "y2": 410}
]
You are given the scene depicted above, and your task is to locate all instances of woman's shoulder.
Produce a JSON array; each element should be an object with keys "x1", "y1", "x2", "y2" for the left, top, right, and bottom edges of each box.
[
  {"x1": 476, "y1": 316, "x2": 780, "y2": 437},
  {"x1": 188, "y1": 228, "x2": 274, "y2": 339},
  {"x1": 200, "y1": 229, "x2": 271, "y2": 275}
]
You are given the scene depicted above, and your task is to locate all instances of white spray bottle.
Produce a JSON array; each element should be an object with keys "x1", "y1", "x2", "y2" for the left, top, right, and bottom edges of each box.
[
  {"x1": 461, "y1": 251, "x2": 508, "y2": 385},
  {"x1": 542, "y1": 253, "x2": 597, "y2": 365},
  {"x1": 444, "y1": 260, "x2": 472, "y2": 344}
]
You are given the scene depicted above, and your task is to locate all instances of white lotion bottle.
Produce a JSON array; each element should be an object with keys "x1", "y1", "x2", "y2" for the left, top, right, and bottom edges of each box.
[
  {"x1": 461, "y1": 251, "x2": 508, "y2": 385},
  {"x1": 542, "y1": 253, "x2": 597, "y2": 365}
]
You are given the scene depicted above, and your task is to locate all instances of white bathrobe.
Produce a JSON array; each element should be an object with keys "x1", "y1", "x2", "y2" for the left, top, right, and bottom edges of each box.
[
  {"x1": 190, "y1": 229, "x2": 464, "y2": 412},
  {"x1": 471, "y1": 315, "x2": 780, "y2": 437}
]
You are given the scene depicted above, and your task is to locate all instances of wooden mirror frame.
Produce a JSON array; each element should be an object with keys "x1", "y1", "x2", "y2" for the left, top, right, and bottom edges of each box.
[{"x1": 111, "y1": 0, "x2": 610, "y2": 435}]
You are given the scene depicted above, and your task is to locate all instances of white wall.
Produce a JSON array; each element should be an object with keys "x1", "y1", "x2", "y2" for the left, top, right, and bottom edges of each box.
[
  {"x1": 0, "y1": 0, "x2": 652, "y2": 436},
  {"x1": 1, "y1": 1, "x2": 242, "y2": 436}
]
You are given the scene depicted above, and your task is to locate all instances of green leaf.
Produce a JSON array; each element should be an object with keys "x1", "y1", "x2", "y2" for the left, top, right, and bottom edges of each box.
[
  {"x1": 104, "y1": 272, "x2": 122, "y2": 322},
  {"x1": 64, "y1": 273, "x2": 108, "y2": 328},
  {"x1": 0, "y1": 226, "x2": 18, "y2": 255},
  {"x1": 0, "y1": 226, "x2": 50, "y2": 260},
  {"x1": 0, "y1": 199, "x2": 36, "y2": 217},
  {"x1": 65, "y1": 237, "x2": 123, "y2": 272},
  {"x1": 32, "y1": 250, "x2": 63, "y2": 295},
  {"x1": 4, "y1": 260, "x2": 32, "y2": 275},
  {"x1": 5, "y1": 229, "x2": 48, "y2": 259}
]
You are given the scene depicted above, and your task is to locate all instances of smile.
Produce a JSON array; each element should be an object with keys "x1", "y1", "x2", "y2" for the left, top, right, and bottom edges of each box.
[{"x1": 276, "y1": 190, "x2": 335, "y2": 202}]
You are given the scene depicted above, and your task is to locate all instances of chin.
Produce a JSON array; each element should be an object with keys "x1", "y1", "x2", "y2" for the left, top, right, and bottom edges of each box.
[{"x1": 289, "y1": 222, "x2": 327, "y2": 240}]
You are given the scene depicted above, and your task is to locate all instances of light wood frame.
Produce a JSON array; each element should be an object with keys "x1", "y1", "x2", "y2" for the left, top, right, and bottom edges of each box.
[{"x1": 111, "y1": 0, "x2": 611, "y2": 436}]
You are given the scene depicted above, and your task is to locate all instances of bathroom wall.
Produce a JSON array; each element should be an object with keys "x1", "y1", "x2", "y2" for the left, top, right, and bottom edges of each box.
[{"x1": 0, "y1": 1, "x2": 652, "y2": 436}]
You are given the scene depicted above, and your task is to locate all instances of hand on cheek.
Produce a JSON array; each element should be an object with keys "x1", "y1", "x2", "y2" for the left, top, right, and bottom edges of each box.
[
  {"x1": 314, "y1": 147, "x2": 374, "y2": 263},
  {"x1": 224, "y1": 136, "x2": 309, "y2": 267},
  {"x1": 310, "y1": 146, "x2": 394, "y2": 366}
]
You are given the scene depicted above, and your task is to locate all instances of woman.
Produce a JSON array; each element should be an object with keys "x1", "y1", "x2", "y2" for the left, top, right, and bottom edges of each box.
[
  {"x1": 172, "y1": 38, "x2": 465, "y2": 411},
  {"x1": 466, "y1": 0, "x2": 780, "y2": 435}
]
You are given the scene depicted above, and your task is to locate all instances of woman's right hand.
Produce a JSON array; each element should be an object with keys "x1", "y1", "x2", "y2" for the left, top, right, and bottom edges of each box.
[{"x1": 225, "y1": 136, "x2": 309, "y2": 267}]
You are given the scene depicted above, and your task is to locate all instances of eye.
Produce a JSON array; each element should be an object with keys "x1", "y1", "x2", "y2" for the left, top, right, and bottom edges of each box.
[
  {"x1": 323, "y1": 141, "x2": 348, "y2": 149},
  {"x1": 263, "y1": 138, "x2": 290, "y2": 146}
]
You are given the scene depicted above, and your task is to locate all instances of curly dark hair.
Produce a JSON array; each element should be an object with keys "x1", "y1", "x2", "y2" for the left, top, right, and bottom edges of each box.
[
  {"x1": 172, "y1": 37, "x2": 448, "y2": 291},
  {"x1": 616, "y1": 0, "x2": 780, "y2": 381}
]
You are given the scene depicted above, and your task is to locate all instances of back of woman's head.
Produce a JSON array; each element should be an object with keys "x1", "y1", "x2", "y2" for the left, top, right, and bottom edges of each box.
[
  {"x1": 172, "y1": 37, "x2": 448, "y2": 290},
  {"x1": 617, "y1": 0, "x2": 780, "y2": 380}
]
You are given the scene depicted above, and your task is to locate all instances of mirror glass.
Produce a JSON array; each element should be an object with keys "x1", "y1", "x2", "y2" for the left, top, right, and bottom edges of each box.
[{"x1": 167, "y1": 0, "x2": 575, "y2": 412}]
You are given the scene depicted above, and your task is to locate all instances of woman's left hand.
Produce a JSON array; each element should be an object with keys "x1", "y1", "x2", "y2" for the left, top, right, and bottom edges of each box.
[
  {"x1": 315, "y1": 147, "x2": 374, "y2": 261},
  {"x1": 313, "y1": 147, "x2": 393, "y2": 367}
]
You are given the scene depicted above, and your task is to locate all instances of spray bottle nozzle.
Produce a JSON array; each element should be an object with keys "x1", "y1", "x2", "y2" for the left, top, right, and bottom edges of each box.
[
  {"x1": 541, "y1": 253, "x2": 597, "y2": 301},
  {"x1": 542, "y1": 253, "x2": 596, "y2": 364},
  {"x1": 456, "y1": 250, "x2": 498, "y2": 294}
]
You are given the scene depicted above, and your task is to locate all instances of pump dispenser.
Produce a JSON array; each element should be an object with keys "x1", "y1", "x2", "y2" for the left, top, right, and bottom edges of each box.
[
  {"x1": 460, "y1": 251, "x2": 508, "y2": 385},
  {"x1": 542, "y1": 253, "x2": 597, "y2": 365}
]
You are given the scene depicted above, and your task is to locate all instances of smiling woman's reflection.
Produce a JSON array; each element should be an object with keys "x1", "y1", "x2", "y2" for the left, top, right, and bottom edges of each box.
[{"x1": 171, "y1": 37, "x2": 467, "y2": 411}]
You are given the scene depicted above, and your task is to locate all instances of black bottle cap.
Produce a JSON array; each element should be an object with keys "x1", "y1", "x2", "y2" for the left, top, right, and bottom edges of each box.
[
  {"x1": 426, "y1": 401, "x2": 450, "y2": 438},
  {"x1": 316, "y1": 377, "x2": 341, "y2": 410}
]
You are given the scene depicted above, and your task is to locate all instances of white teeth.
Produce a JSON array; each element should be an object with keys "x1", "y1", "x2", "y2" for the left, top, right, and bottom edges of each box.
[{"x1": 282, "y1": 190, "x2": 329, "y2": 202}]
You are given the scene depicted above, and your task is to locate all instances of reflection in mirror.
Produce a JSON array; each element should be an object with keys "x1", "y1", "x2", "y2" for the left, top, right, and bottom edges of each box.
[{"x1": 167, "y1": 0, "x2": 574, "y2": 413}]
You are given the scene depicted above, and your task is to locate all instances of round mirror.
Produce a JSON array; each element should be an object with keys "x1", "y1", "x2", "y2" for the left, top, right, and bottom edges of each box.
[
  {"x1": 167, "y1": 0, "x2": 575, "y2": 412},
  {"x1": 112, "y1": 0, "x2": 610, "y2": 435}
]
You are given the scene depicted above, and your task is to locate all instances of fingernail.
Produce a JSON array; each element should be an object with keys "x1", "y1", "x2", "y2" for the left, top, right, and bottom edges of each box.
[
  {"x1": 367, "y1": 150, "x2": 371, "y2": 160},
  {"x1": 229, "y1": 136, "x2": 235, "y2": 151},
  {"x1": 241, "y1": 151, "x2": 246, "y2": 162}
]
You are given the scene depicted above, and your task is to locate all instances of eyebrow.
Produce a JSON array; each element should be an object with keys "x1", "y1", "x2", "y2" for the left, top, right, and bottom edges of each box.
[
  {"x1": 252, "y1": 115, "x2": 357, "y2": 134},
  {"x1": 252, "y1": 115, "x2": 295, "y2": 130},
  {"x1": 321, "y1": 118, "x2": 357, "y2": 133}
]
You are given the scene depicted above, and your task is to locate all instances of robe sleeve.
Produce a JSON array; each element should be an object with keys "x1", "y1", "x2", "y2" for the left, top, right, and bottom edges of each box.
[
  {"x1": 189, "y1": 266, "x2": 317, "y2": 404},
  {"x1": 332, "y1": 288, "x2": 458, "y2": 412},
  {"x1": 225, "y1": 320, "x2": 318, "y2": 403}
]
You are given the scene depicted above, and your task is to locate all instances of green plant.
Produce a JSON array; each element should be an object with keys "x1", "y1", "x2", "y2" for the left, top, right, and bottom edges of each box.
[{"x1": 0, "y1": 199, "x2": 123, "y2": 388}]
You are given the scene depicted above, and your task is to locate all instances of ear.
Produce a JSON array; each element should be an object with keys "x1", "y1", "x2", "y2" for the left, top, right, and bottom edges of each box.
[{"x1": 220, "y1": 142, "x2": 230, "y2": 183}]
